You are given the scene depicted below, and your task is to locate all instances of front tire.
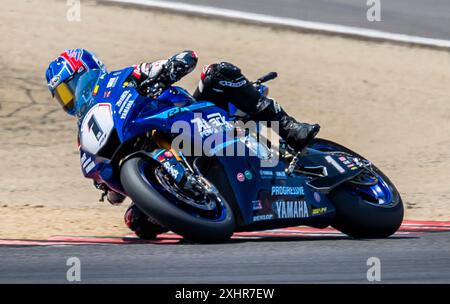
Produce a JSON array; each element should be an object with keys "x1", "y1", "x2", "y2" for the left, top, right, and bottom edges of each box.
[
  {"x1": 311, "y1": 138, "x2": 404, "y2": 238},
  {"x1": 120, "y1": 157, "x2": 235, "y2": 243}
]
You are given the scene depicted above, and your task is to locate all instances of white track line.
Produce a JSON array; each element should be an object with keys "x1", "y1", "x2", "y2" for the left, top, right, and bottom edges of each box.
[{"x1": 101, "y1": 0, "x2": 450, "y2": 49}]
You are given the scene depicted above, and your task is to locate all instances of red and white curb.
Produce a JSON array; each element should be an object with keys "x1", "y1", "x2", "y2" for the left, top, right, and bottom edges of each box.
[{"x1": 0, "y1": 220, "x2": 449, "y2": 246}]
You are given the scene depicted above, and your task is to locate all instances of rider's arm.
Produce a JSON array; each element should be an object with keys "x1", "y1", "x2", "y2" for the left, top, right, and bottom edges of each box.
[{"x1": 131, "y1": 50, "x2": 198, "y2": 97}]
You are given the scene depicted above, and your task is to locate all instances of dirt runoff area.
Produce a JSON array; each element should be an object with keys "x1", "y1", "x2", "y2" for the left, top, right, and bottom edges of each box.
[{"x1": 0, "y1": 0, "x2": 449, "y2": 240}]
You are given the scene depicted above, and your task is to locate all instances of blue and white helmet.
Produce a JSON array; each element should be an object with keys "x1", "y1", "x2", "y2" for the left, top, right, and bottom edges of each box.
[{"x1": 45, "y1": 49, "x2": 106, "y2": 116}]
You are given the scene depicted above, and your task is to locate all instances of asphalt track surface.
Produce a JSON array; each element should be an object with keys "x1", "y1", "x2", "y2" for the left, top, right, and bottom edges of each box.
[
  {"x1": 158, "y1": 0, "x2": 450, "y2": 40},
  {"x1": 1, "y1": 228, "x2": 449, "y2": 283}
]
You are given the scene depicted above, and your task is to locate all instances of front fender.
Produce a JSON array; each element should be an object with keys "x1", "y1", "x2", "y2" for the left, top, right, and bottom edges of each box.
[{"x1": 119, "y1": 150, "x2": 163, "y2": 171}]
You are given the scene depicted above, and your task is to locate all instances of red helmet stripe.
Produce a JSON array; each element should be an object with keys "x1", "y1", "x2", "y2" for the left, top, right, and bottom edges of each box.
[{"x1": 60, "y1": 51, "x2": 85, "y2": 73}]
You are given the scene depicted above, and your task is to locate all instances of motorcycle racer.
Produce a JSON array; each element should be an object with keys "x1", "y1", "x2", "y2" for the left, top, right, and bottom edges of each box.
[
  {"x1": 45, "y1": 48, "x2": 320, "y2": 239},
  {"x1": 130, "y1": 53, "x2": 320, "y2": 153}
]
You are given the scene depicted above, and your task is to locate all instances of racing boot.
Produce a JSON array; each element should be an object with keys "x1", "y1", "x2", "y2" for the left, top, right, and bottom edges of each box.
[
  {"x1": 194, "y1": 62, "x2": 320, "y2": 151},
  {"x1": 124, "y1": 203, "x2": 168, "y2": 240},
  {"x1": 254, "y1": 96, "x2": 321, "y2": 152}
]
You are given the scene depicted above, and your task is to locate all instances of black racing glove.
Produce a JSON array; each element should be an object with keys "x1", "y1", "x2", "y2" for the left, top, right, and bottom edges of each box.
[
  {"x1": 163, "y1": 50, "x2": 198, "y2": 82},
  {"x1": 139, "y1": 51, "x2": 198, "y2": 98}
]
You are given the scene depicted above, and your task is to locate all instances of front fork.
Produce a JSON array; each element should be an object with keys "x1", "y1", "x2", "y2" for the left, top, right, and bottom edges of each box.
[{"x1": 150, "y1": 132, "x2": 214, "y2": 197}]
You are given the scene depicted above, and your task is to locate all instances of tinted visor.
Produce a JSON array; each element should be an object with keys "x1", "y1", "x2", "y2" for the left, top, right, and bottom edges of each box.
[
  {"x1": 53, "y1": 73, "x2": 81, "y2": 113},
  {"x1": 54, "y1": 82, "x2": 75, "y2": 113}
]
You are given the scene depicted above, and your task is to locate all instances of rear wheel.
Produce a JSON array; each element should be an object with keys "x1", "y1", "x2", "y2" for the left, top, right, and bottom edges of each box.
[
  {"x1": 120, "y1": 157, "x2": 235, "y2": 243},
  {"x1": 310, "y1": 138, "x2": 404, "y2": 238}
]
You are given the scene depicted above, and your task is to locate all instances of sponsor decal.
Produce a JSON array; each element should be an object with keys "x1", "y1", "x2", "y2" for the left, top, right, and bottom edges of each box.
[
  {"x1": 190, "y1": 112, "x2": 230, "y2": 138},
  {"x1": 85, "y1": 161, "x2": 95, "y2": 173},
  {"x1": 253, "y1": 214, "x2": 273, "y2": 222},
  {"x1": 120, "y1": 99, "x2": 134, "y2": 120},
  {"x1": 49, "y1": 75, "x2": 60, "y2": 89},
  {"x1": 252, "y1": 200, "x2": 263, "y2": 211},
  {"x1": 116, "y1": 90, "x2": 131, "y2": 108},
  {"x1": 260, "y1": 170, "x2": 273, "y2": 179},
  {"x1": 67, "y1": 49, "x2": 83, "y2": 61},
  {"x1": 80, "y1": 153, "x2": 87, "y2": 164},
  {"x1": 168, "y1": 107, "x2": 188, "y2": 118},
  {"x1": 81, "y1": 153, "x2": 95, "y2": 174},
  {"x1": 275, "y1": 171, "x2": 287, "y2": 179},
  {"x1": 273, "y1": 200, "x2": 309, "y2": 219},
  {"x1": 82, "y1": 158, "x2": 91, "y2": 170},
  {"x1": 157, "y1": 155, "x2": 166, "y2": 162},
  {"x1": 237, "y1": 170, "x2": 253, "y2": 182},
  {"x1": 325, "y1": 155, "x2": 345, "y2": 173},
  {"x1": 103, "y1": 91, "x2": 111, "y2": 98},
  {"x1": 163, "y1": 161, "x2": 179, "y2": 180},
  {"x1": 312, "y1": 207, "x2": 328, "y2": 216},
  {"x1": 106, "y1": 77, "x2": 119, "y2": 88},
  {"x1": 314, "y1": 192, "x2": 321, "y2": 203},
  {"x1": 272, "y1": 100, "x2": 282, "y2": 113},
  {"x1": 164, "y1": 151, "x2": 174, "y2": 158},
  {"x1": 236, "y1": 172, "x2": 245, "y2": 182},
  {"x1": 219, "y1": 79, "x2": 247, "y2": 88},
  {"x1": 92, "y1": 84, "x2": 99, "y2": 96},
  {"x1": 337, "y1": 155, "x2": 360, "y2": 169},
  {"x1": 271, "y1": 186, "x2": 304, "y2": 196}
]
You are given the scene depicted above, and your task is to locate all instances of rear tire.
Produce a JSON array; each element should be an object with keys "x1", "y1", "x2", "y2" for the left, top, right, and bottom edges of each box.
[
  {"x1": 311, "y1": 138, "x2": 404, "y2": 238},
  {"x1": 120, "y1": 157, "x2": 235, "y2": 243}
]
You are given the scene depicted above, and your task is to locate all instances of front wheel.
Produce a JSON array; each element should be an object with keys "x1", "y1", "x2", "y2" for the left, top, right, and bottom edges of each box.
[
  {"x1": 120, "y1": 157, "x2": 235, "y2": 243},
  {"x1": 310, "y1": 138, "x2": 404, "y2": 238}
]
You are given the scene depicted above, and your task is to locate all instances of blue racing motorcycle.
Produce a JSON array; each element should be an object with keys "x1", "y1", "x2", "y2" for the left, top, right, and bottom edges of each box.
[{"x1": 76, "y1": 67, "x2": 403, "y2": 242}]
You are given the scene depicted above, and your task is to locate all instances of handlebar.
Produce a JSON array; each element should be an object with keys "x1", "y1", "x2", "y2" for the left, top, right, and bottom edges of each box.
[{"x1": 255, "y1": 72, "x2": 278, "y2": 84}]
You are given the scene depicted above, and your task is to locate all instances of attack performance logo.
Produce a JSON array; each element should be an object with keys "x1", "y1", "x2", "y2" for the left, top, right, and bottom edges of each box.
[{"x1": 190, "y1": 112, "x2": 230, "y2": 138}]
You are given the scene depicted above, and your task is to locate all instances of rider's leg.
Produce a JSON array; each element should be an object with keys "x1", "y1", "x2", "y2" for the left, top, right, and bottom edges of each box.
[
  {"x1": 193, "y1": 62, "x2": 320, "y2": 151},
  {"x1": 124, "y1": 203, "x2": 168, "y2": 240}
]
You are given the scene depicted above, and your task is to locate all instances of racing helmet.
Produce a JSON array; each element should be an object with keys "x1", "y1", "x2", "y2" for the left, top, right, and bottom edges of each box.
[{"x1": 45, "y1": 49, "x2": 106, "y2": 116}]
